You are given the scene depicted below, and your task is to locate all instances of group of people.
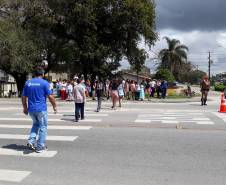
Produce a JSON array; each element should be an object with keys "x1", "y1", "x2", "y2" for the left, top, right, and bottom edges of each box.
[
  {"x1": 55, "y1": 80, "x2": 74, "y2": 101},
  {"x1": 55, "y1": 78, "x2": 169, "y2": 102},
  {"x1": 21, "y1": 66, "x2": 212, "y2": 154},
  {"x1": 54, "y1": 78, "x2": 169, "y2": 115}
]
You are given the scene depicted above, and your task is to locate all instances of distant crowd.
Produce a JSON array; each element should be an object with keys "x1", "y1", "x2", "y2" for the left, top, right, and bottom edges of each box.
[{"x1": 53, "y1": 78, "x2": 168, "y2": 103}]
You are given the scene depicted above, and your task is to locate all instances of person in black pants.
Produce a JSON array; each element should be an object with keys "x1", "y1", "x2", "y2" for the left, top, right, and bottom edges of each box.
[
  {"x1": 96, "y1": 80, "x2": 104, "y2": 112},
  {"x1": 73, "y1": 78, "x2": 86, "y2": 122}
]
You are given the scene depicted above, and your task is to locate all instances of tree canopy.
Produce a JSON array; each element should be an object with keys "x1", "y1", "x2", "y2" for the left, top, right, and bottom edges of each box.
[
  {"x1": 158, "y1": 36, "x2": 189, "y2": 80},
  {"x1": 0, "y1": 0, "x2": 157, "y2": 95}
]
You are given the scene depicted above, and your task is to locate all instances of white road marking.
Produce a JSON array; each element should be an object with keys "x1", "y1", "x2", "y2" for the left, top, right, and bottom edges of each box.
[
  {"x1": 59, "y1": 109, "x2": 113, "y2": 113},
  {"x1": 166, "y1": 110, "x2": 203, "y2": 113},
  {"x1": 192, "y1": 118, "x2": 210, "y2": 121},
  {"x1": 15, "y1": 113, "x2": 109, "y2": 117},
  {"x1": 0, "y1": 124, "x2": 92, "y2": 130},
  {"x1": 0, "y1": 134, "x2": 78, "y2": 141},
  {"x1": 0, "y1": 169, "x2": 31, "y2": 182},
  {"x1": 0, "y1": 118, "x2": 101, "y2": 122},
  {"x1": 162, "y1": 117, "x2": 177, "y2": 120},
  {"x1": 79, "y1": 119, "x2": 101, "y2": 122},
  {"x1": 138, "y1": 113, "x2": 204, "y2": 117},
  {"x1": 0, "y1": 107, "x2": 21, "y2": 111},
  {"x1": 212, "y1": 112, "x2": 226, "y2": 121},
  {"x1": 196, "y1": 121, "x2": 215, "y2": 125},
  {"x1": 0, "y1": 148, "x2": 57, "y2": 158},
  {"x1": 135, "y1": 120, "x2": 151, "y2": 123},
  {"x1": 180, "y1": 121, "x2": 196, "y2": 123},
  {"x1": 162, "y1": 121, "x2": 179, "y2": 124}
]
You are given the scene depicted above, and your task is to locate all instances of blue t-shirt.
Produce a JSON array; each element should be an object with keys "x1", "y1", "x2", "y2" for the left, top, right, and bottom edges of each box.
[{"x1": 22, "y1": 78, "x2": 52, "y2": 112}]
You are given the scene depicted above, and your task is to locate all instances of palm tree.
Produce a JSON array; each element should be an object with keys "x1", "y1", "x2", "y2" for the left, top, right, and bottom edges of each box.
[{"x1": 158, "y1": 37, "x2": 189, "y2": 78}]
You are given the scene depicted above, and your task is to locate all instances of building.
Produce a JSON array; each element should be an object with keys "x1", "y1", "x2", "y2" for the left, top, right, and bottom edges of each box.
[
  {"x1": 121, "y1": 72, "x2": 151, "y2": 83},
  {"x1": 0, "y1": 70, "x2": 17, "y2": 97}
]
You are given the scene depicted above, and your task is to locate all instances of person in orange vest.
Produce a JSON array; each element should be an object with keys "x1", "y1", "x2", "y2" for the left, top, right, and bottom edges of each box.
[{"x1": 200, "y1": 75, "x2": 210, "y2": 106}]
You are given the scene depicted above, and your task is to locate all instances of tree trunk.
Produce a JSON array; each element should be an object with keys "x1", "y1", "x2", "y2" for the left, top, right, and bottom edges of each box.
[
  {"x1": 13, "y1": 73, "x2": 28, "y2": 97},
  {"x1": 136, "y1": 70, "x2": 139, "y2": 83}
]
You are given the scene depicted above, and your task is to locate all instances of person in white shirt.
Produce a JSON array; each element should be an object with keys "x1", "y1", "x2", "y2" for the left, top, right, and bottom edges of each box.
[
  {"x1": 118, "y1": 80, "x2": 125, "y2": 107},
  {"x1": 66, "y1": 81, "x2": 73, "y2": 101},
  {"x1": 73, "y1": 79, "x2": 86, "y2": 122},
  {"x1": 150, "y1": 80, "x2": 156, "y2": 97}
]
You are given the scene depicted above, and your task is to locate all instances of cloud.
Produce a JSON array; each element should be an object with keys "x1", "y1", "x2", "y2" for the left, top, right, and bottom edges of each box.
[
  {"x1": 149, "y1": 0, "x2": 226, "y2": 75},
  {"x1": 150, "y1": 29, "x2": 226, "y2": 75},
  {"x1": 121, "y1": 1, "x2": 226, "y2": 75},
  {"x1": 156, "y1": 0, "x2": 226, "y2": 31}
]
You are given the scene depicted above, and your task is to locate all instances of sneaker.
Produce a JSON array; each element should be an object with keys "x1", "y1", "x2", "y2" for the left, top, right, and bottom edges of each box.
[
  {"x1": 27, "y1": 143, "x2": 35, "y2": 151},
  {"x1": 35, "y1": 146, "x2": 48, "y2": 153},
  {"x1": 74, "y1": 119, "x2": 78, "y2": 122}
]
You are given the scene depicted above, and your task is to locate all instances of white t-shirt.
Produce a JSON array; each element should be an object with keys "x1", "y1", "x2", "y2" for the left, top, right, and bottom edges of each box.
[
  {"x1": 67, "y1": 84, "x2": 73, "y2": 93},
  {"x1": 150, "y1": 81, "x2": 156, "y2": 88},
  {"x1": 74, "y1": 84, "x2": 85, "y2": 103},
  {"x1": 118, "y1": 84, "x2": 124, "y2": 96}
]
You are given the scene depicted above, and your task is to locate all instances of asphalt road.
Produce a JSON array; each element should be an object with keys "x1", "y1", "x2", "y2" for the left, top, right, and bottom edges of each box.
[{"x1": 0, "y1": 97, "x2": 226, "y2": 185}]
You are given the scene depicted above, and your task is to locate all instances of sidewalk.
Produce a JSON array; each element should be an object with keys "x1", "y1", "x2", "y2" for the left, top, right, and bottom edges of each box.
[{"x1": 0, "y1": 90, "x2": 221, "y2": 104}]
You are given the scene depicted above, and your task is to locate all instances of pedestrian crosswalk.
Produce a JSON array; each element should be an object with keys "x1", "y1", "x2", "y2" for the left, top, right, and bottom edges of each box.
[
  {"x1": 0, "y1": 110, "x2": 96, "y2": 183},
  {"x1": 0, "y1": 134, "x2": 78, "y2": 141},
  {"x1": 0, "y1": 148, "x2": 58, "y2": 158},
  {"x1": 135, "y1": 111, "x2": 215, "y2": 125},
  {"x1": 212, "y1": 112, "x2": 226, "y2": 122},
  {"x1": 0, "y1": 117, "x2": 102, "y2": 123},
  {"x1": 1, "y1": 105, "x2": 226, "y2": 183},
  {"x1": 0, "y1": 169, "x2": 32, "y2": 183}
]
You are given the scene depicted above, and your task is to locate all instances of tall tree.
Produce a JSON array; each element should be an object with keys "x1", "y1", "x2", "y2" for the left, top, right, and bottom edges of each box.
[
  {"x1": 128, "y1": 48, "x2": 147, "y2": 81},
  {"x1": 158, "y1": 37, "x2": 189, "y2": 80},
  {"x1": 0, "y1": 8, "x2": 40, "y2": 96},
  {"x1": 22, "y1": 0, "x2": 157, "y2": 79},
  {"x1": 0, "y1": 0, "x2": 157, "y2": 91}
]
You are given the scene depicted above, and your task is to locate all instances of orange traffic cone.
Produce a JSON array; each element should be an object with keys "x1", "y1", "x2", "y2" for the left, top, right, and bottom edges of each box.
[{"x1": 219, "y1": 93, "x2": 226, "y2": 113}]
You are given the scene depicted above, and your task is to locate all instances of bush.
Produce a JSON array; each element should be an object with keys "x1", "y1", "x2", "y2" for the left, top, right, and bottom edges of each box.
[
  {"x1": 155, "y1": 69, "x2": 175, "y2": 82},
  {"x1": 214, "y1": 84, "x2": 226, "y2": 91}
]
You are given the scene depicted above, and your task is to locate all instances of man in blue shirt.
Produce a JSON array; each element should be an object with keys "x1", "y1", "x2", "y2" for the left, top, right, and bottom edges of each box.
[
  {"x1": 22, "y1": 67, "x2": 57, "y2": 153},
  {"x1": 160, "y1": 79, "x2": 168, "y2": 99}
]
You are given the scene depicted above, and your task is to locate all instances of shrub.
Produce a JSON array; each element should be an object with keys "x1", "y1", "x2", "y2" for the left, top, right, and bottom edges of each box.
[
  {"x1": 214, "y1": 84, "x2": 226, "y2": 91},
  {"x1": 155, "y1": 69, "x2": 175, "y2": 82}
]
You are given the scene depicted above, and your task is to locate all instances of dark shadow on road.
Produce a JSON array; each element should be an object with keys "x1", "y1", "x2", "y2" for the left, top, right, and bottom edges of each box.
[
  {"x1": 60, "y1": 118, "x2": 75, "y2": 122},
  {"x1": 63, "y1": 114, "x2": 74, "y2": 117},
  {"x1": 2, "y1": 144, "x2": 34, "y2": 154}
]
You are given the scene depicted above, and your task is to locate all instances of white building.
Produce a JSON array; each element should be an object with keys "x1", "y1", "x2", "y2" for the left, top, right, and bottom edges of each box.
[{"x1": 0, "y1": 70, "x2": 17, "y2": 97}]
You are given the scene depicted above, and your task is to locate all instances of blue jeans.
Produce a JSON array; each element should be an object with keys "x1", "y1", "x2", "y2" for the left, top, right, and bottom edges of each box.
[
  {"x1": 75, "y1": 103, "x2": 84, "y2": 121},
  {"x1": 28, "y1": 111, "x2": 48, "y2": 149}
]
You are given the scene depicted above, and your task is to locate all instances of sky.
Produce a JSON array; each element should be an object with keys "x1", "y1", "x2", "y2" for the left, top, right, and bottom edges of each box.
[
  {"x1": 149, "y1": 0, "x2": 226, "y2": 75},
  {"x1": 122, "y1": 0, "x2": 226, "y2": 75}
]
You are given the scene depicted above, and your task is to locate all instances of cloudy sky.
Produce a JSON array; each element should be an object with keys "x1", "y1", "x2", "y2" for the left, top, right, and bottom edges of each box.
[{"x1": 148, "y1": 0, "x2": 226, "y2": 75}]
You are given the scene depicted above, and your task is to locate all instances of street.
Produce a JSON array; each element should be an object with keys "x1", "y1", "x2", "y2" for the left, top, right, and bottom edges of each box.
[{"x1": 0, "y1": 97, "x2": 226, "y2": 185}]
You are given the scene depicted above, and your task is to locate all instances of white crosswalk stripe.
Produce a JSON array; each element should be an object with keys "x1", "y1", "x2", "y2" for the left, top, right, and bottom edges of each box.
[
  {"x1": 0, "y1": 124, "x2": 92, "y2": 130},
  {"x1": 0, "y1": 134, "x2": 78, "y2": 141},
  {"x1": 212, "y1": 112, "x2": 226, "y2": 122},
  {"x1": 0, "y1": 148, "x2": 57, "y2": 158},
  {"x1": 15, "y1": 113, "x2": 109, "y2": 117},
  {"x1": 0, "y1": 108, "x2": 97, "y2": 183},
  {"x1": 0, "y1": 117, "x2": 102, "y2": 122},
  {"x1": 0, "y1": 169, "x2": 32, "y2": 182},
  {"x1": 135, "y1": 112, "x2": 215, "y2": 125}
]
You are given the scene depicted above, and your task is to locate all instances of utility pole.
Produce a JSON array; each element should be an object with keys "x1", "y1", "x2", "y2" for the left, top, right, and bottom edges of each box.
[{"x1": 208, "y1": 51, "x2": 211, "y2": 80}]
